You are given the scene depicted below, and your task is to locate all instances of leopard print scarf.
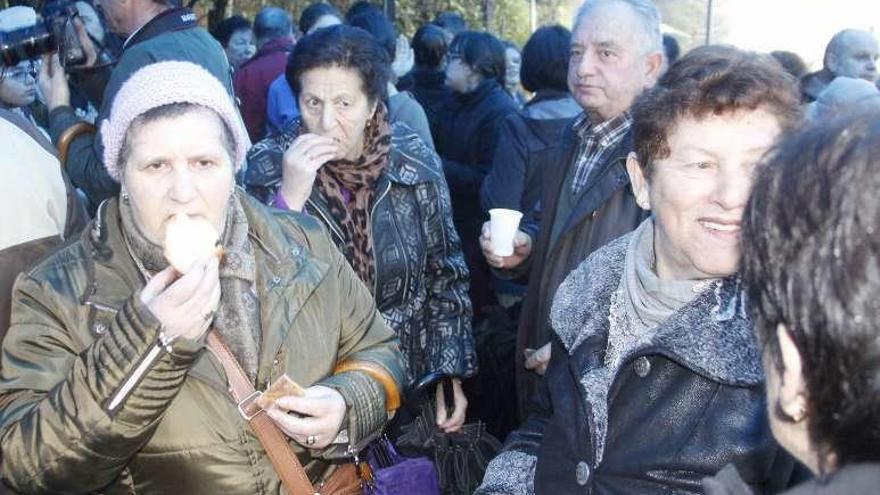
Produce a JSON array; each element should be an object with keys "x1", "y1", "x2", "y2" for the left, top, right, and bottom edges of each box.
[{"x1": 314, "y1": 103, "x2": 392, "y2": 291}]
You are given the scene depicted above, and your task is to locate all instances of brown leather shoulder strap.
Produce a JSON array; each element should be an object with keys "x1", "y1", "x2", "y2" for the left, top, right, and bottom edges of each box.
[
  {"x1": 205, "y1": 331, "x2": 317, "y2": 495},
  {"x1": 56, "y1": 122, "x2": 96, "y2": 168}
]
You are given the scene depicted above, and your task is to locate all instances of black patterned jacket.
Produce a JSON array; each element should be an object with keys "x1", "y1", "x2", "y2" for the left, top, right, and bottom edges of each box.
[{"x1": 245, "y1": 121, "x2": 477, "y2": 384}]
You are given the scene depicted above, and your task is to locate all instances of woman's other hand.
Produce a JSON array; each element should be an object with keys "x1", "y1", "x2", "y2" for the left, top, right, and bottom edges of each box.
[
  {"x1": 278, "y1": 133, "x2": 340, "y2": 211},
  {"x1": 267, "y1": 385, "x2": 347, "y2": 449},
  {"x1": 139, "y1": 257, "x2": 220, "y2": 342},
  {"x1": 435, "y1": 378, "x2": 467, "y2": 433},
  {"x1": 524, "y1": 342, "x2": 551, "y2": 375}
]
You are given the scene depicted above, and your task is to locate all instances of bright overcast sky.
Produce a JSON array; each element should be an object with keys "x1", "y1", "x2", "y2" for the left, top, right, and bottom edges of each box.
[{"x1": 719, "y1": 0, "x2": 880, "y2": 69}]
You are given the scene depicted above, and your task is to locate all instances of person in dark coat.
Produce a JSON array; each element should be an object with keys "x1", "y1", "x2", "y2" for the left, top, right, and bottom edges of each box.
[
  {"x1": 435, "y1": 30, "x2": 518, "y2": 320},
  {"x1": 481, "y1": 25, "x2": 581, "y2": 223},
  {"x1": 479, "y1": 0, "x2": 663, "y2": 416},
  {"x1": 477, "y1": 31, "x2": 581, "y2": 422},
  {"x1": 244, "y1": 25, "x2": 476, "y2": 433},
  {"x1": 405, "y1": 24, "x2": 453, "y2": 142},
  {"x1": 476, "y1": 45, "x2": 804, "y2": 494},
  {"x1": 348, "y1": 10, "x2": 435, "y2": 149},
  {"x1": 233, "y1": 7, "x2": 295, "y2": 142},
  {"x1": 704, "y1": 107, "x2": 880, "y2": 495}
]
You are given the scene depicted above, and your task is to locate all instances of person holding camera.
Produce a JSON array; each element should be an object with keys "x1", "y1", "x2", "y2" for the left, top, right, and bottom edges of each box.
[
  {"x1": 0, "y1": 5, "x2": 87, "y2": 347},
  {"x1": 40, "y1": 0, "x2": 234, "y2": 207}
]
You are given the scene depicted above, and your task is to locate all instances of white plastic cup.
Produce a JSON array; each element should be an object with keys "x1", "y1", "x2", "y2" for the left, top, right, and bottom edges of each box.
[{"x1": 489, "y1": 208, "x2": 523, "y2": 257}]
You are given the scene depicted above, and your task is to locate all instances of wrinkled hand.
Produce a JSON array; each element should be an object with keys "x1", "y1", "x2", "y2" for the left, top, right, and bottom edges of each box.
[
  {"x1": 267, "y1": 385, "x2": 347, "y2": 449},
  {"x1": 139, "y1": 257, "x2": 220, "y2": 341},
  {"x1": 480, "y1": 221, "x2": 532, "y2": 270},
  {"x1": 435, "y1": 378, "x2": 467, "y2": 433},
  {"x1": 39, "y1": 53, "x2": 70, "y2": 111},
  {"x1": 278, "y1": 133, "x2": 340, "y2": 211},
  {"x1": 391, "y1": 34, "x2": 414, "y2": 79},
  {"x1": 524, "y1": 342, "x2": 551, "y2": 375}
]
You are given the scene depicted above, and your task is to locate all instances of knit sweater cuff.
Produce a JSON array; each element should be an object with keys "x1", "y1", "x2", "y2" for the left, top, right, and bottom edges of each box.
[{"x1": 317, "y1": 371, "x2": 387, "y2": 451}]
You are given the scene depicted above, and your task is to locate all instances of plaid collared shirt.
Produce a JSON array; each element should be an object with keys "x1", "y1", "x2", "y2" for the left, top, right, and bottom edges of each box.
[{"x1": 569, "y1": 111, "x2": 633, "y2": 196}]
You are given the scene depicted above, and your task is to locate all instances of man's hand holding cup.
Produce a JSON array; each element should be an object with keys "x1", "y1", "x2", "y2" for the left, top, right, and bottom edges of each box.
[{"x1": 481, "y1": 208, "x2": 531, "y2": 270}]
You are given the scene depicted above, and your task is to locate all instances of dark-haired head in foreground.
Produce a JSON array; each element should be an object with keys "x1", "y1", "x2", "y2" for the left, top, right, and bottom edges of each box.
[{"x1": 741, "y1": 109, "x2": 880, "y2": 477}]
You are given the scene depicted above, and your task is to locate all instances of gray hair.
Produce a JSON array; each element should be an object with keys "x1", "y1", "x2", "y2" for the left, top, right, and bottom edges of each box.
[
  {"x1": 572, "y1": 0, "x2": 663, "y2": 55},
  {"x1": 254, "y1": 6, "x2": 292, "y2": 43}
]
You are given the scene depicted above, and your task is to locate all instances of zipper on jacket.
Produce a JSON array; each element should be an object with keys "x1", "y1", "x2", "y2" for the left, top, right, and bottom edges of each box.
[
  {"x1": 106, "y1": 332, "x2": 175, "y2": 412},
  {"x1": 370, "y1": 181, "x2": 392, "y2": 295},
  {"x1": 306, "y1": 198, "x2": 345, "y2": 244}
]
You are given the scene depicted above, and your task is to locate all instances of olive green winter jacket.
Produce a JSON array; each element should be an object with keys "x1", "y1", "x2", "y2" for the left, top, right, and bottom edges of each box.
[{"x1": 0, "y1": 194, "x2": 405, "y2": 494}]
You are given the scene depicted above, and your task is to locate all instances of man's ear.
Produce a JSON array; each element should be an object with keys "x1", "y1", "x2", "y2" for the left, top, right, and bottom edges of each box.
[
  {"x1": 776, "y1": 324, "x2": 809, "y2": 422},
  {"x1": 626, "y1": 151, "x2": 651, "y2": 210},
  {"x1": 825, "y1": 50, "x2": 840, "y2": 75},
  {"x1": 643, "y1": 51, "x2": 664, "y2": 87}
]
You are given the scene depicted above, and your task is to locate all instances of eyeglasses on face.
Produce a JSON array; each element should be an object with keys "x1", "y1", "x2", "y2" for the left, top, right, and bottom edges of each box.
[{"x1": 3, "y1": 61, "x2": 38, "y2": 83}]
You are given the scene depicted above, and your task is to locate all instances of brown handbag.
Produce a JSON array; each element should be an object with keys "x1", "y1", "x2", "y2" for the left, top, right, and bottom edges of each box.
[{"x1": 205, "y1": 331, "x2": 397, "y2": 495}]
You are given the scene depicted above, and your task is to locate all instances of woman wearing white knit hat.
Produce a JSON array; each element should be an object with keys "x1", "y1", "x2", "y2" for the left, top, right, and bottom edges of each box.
[{"x1": 0, "y1": 60, "x2": 405, "y2": 494}]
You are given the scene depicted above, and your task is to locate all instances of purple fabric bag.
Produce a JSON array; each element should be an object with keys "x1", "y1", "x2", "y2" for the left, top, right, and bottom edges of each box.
[{"x1": 362, "y1": 437, "x2": 441, "y2": 495}]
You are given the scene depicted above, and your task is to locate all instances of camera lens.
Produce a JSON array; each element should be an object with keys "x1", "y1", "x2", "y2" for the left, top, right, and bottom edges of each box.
[{"x1": 0, "y1": 25, "x2": 55, "y2": 68}]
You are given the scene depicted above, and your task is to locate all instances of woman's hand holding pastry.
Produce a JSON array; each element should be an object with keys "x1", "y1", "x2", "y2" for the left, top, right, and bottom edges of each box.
[
  {"x1": 139, "y1": 257, "x2": 221, "y2": 341},
  {"x1": 267, "y1": 385, "x2": 347, "y2": 449}
]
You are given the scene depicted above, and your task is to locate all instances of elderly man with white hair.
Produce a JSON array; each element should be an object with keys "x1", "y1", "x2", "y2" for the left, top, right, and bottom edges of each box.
[{"x1": 478, "y1": 0, "x2": 663, "y2": 422}]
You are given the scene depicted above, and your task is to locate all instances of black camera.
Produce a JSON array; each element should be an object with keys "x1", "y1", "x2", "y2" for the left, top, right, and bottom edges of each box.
[{"x1": 0, "y1": 1, "x2": 86, "y2": 68}]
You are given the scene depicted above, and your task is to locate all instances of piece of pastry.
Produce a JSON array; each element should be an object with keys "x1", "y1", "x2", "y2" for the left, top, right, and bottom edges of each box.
[
  {"x1": 163, "y1": 214, "x2": 223, "y2": 273},
  {"x1": 256, "y1": 374, "x2": 306, "y2": 410}
]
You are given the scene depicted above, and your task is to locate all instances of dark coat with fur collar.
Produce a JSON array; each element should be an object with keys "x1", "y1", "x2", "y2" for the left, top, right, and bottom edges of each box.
[{"x1": 477, "y1": 234, "x2": 797, "y2": 494}]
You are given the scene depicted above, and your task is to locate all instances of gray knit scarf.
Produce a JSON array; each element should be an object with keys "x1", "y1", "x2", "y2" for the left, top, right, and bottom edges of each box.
[
  {"x1": 119, "y1": 191, "x2": 262, "y2": 381},
  {"x1": 619, "y1": 218, "x2": 705, "y2": 336}
]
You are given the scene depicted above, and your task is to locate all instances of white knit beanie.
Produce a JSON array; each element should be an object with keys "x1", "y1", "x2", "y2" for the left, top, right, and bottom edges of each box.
[{"x1": 101, "y1": 61, "x2": 250, "y2": 181}]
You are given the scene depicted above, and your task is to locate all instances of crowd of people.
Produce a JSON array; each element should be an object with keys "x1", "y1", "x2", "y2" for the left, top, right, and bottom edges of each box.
[{"x1": 0, "y1": 0, "x2": 878, "y2": 493}]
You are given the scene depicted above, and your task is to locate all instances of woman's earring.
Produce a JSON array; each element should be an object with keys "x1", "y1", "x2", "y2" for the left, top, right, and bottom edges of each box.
[
  {"x1": 775, "y1": 397, "x2": 808, "y2": 423},
  {"x1": 121, "y1": 191, "x2": 130, "y2": 204}
]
